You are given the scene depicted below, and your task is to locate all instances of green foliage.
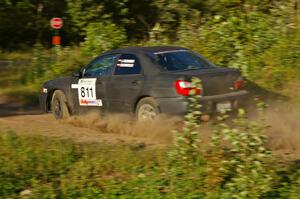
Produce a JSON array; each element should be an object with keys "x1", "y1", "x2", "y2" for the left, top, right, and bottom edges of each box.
[
  {"x1": 66, "y1": 0, "x2": 105, "y2": 34},
  {"x1": 1, "y1": 0, "x2": 300, "y2": 92},
  {"x1": 81, "y1": 22, "x2": 127, "y2": 57},
  {"x1": 168, "y1": 77, "x2": 202, "y2": 168},
  {"x1": 179, "y1": 2, "x2": 291, "y2": 75},
  {"x1": 212, "y1": 107, "x2": 274, "y2": 198},
  {"x1": 21, "y1": 45, "x2": 87, "y2": 87},
  {"x1": 251, "y1": 29, "x2": 300, "y2": 89},
  {"x1": 166, "y1": 78, "x2": 276, "y2": 198},
  {"x1": 0, "y1": 131, "x2": 167, "y2": 198},
  {"x1": 278, "y1": 169, "x2": 300, "y2": 199},
  {"x1": 150, "y1": 0, "x2": 199, "y2": 39},
  {"x1": 142, "y1": 23, "x2": 170, "y2": 46},
  {"x1": 21, "y1": 44, "x2": 51, "y2": 85},
  {"x1": 0, "y1": 131, "x2": 77, "y2": 198},
  {"x1": 166, "y1": 77, "x2": 206, "y2": 198},
  {"x1": 0, "y1": 0, "x2": 67, "y2": 49},
  {"x1": 176, "y1": 1, "x2": 300, "y2": 90}
]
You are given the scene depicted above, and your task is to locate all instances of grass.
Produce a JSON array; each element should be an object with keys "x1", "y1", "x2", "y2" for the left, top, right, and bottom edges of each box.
[
  {"x1": 0, "y1": 85, "x2": 39, "y2": 105},
  {"x1": 0, "y1": 130, "x2": 300, "y2": 198},
  {"x1": 0, "y1": 131, "x2": 167, "y2": 198},
  {"x1": 0, "y1": 51, "x2": 33, "y2": 60},
  {"x1": 0, "y1": 56, "x2": 40, "y2": 105},
  {"x1": 281, "y1": 80, "x2": 300, "y2": 103}
]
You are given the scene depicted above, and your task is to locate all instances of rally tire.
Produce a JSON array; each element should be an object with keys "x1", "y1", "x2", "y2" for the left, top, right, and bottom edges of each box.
[
  {"x1": 136, "y1": 97, "x2": 160, "y2": 121},
  {"x1": 51, "y1": 90, "x2": 70, "y2": 119}
]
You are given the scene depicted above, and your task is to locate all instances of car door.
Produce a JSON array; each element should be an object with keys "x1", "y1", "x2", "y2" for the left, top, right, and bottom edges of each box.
[
  {"x1": 106, "y1": 53, "x2": 144, "y2": 113},
  {"x1": 71, "y1": 54, "x2": 120, "y2": 114}
]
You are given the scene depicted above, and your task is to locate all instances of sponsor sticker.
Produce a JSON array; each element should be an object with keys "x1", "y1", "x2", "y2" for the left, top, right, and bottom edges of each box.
[
  {"x1": 79, "y1": 99, "x2": 102, "y2": 106},
  {"x1": 117, "y1": 59, "x2": 135, "y2": 67},
  {"x1": 79, "y1": 78, "x2": 97, "y2": 84}
]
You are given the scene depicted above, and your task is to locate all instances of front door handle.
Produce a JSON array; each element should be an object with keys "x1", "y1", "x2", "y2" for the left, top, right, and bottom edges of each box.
[{"x1": 132, "y1": 80, "x2": 141, "y2": 85}]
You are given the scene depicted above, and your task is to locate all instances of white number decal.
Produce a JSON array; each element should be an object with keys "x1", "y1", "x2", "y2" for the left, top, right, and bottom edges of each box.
[
  {"x1": 77, "y1": 78, "x2": 99, "y2": 106},
  {"x1": 80, "y1": 86, "x2": 94, "y2": 98}
]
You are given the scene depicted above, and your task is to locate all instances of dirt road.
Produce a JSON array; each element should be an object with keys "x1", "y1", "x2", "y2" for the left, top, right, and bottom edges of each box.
[
  {"x1": 0, "y1": 114, "x2": 155, "y2": 144},
  {"x1": 0, "y1": 96, "x2": 175, "y2": 146}
]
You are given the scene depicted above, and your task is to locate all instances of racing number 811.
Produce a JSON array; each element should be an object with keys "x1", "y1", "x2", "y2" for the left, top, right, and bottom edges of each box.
[{"x1": 80, "y1": 86, "x2": 94, "y2": 98}]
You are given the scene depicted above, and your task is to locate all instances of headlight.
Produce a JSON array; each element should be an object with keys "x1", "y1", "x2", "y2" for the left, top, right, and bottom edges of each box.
[{"x1": 41, "y1": 87, "x2": 48, "y2": 93}]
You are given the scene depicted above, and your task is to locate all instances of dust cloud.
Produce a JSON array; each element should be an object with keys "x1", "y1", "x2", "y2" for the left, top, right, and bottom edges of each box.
[
  {"x1": 66, "y1": 112, "x2": 181, "y2": 144},
  {"x1": 65, "y1": 102, "x2": 300, "y2": 157},
  {"x1": 265, "y1": 102, "x2": 300, "y2": 157}
]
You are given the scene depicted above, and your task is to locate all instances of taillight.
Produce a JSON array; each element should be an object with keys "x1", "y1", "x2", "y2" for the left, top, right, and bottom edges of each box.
[
  {"x1": 234, "y1": 77, "x2": 245, "y2": 90},
  {"x1": 174, "y1": 80, "x2": 202, "y2": 96}
]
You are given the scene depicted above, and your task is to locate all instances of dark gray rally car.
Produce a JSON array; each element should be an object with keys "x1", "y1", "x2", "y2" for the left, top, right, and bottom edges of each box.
[{"x1": 39, "y1": 46, "x2": 248, "y2": 120}]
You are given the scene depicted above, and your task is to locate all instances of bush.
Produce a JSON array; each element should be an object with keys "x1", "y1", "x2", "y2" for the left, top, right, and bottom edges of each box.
[
  {"x1": 21, "y1": 45, "x2": 87, "y2": 87},
  {"x1": 209, "y1": 106, "x2": 274, "y2": 198},
  {"x1": 81, "y1": 22, "x2": 127, "y2": 57},
  {"x1": 250, "y1": 29, "x2": 300, "y2": 89},
  {"x1": 176, "y1": 2, "x2": 299, "y2": 91}
]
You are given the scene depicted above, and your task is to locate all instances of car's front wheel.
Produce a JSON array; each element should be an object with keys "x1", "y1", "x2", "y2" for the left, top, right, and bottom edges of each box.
[
  {"x1": 51, "y1": 90, "x2": 70, "y2": 119},
  {"x1": 136, "y1": 97, "x2": 160, "y2": 121}
]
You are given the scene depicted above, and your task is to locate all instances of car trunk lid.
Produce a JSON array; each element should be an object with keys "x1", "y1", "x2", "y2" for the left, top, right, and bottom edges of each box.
[{"x1": 165, "y1": 67, "x2": 241, "y2": 96}]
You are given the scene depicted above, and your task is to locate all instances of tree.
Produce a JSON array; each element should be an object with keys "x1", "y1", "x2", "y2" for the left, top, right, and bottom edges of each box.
[
  {"x1": 81, "y1": 22, "x2": 127, "y2": 57},
  {"x1": 0, "y1": 0, "x2": 67, "y2": 50}
]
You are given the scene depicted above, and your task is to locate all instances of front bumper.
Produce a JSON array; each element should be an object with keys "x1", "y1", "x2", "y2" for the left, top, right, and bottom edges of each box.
[
  {"x1": 156, "y1": 90, "x2": 249, "y2": 116},
  {"x1": 39, "y1": 93, "x2": 49, "y2": 113}
]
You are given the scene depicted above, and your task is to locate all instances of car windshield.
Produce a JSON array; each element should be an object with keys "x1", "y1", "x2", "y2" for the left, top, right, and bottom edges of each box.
[{"x1": 153, "y1": 50, "x2": 214, "y2": 71}]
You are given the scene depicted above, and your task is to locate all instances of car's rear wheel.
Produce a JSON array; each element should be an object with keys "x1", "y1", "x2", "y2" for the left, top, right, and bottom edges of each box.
[
  {"x1": 51, "y1": 90, "x2": 70, "y2": 119},
  {"x1": 136, "y1": 97, "x2": 160, "y2": 121}
]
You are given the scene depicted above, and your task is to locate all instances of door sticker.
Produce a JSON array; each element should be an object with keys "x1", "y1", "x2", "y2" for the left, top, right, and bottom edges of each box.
[
  {"x1": 77, "y1": 78, "x2": 102, "y2": 106},
  {"x1": 117, "y1": 59, "x2": 135, "y2": 67}
]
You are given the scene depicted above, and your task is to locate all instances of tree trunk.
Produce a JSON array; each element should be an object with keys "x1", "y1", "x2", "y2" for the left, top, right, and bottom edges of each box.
[{"x1": 36, "y1": 1, "x2": 44, "y2": 44}]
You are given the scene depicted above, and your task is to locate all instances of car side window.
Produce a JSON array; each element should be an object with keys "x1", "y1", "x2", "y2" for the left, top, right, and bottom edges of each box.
[
  {"x1": 84, "y1": 54, "x2": 119, "y2": 77},
  {"x1": 114, "y1": 54, "x2": 141, "y2": 75}
]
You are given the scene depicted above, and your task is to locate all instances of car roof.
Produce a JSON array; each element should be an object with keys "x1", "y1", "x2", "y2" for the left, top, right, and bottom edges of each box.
[{"x1": 104, "y1": 46, "x2": 188, "y2": 55}]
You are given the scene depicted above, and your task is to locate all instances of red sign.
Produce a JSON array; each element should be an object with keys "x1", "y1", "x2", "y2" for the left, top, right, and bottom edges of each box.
[{"x1": 50, "y1": 17, "x2": 63, "y2": 29}]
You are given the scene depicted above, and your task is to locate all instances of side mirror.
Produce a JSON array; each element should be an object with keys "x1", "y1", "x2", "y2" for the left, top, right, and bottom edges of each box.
[{"x1": 81, "y1": 68, "x2": 86, "y2": 77}]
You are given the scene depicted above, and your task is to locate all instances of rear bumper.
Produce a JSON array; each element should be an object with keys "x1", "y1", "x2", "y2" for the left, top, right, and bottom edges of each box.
[{"x1": 156, "y1": 90, "x2": 249, "y2": 116}]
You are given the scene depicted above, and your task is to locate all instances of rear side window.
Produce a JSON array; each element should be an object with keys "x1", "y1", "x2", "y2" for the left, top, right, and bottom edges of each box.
[
  {"x1": 114, "y1": 54, "x2": 141, "y2": 75},
  {"x1": 154, "y1": 51, "x2": 213, "y2": 71}
]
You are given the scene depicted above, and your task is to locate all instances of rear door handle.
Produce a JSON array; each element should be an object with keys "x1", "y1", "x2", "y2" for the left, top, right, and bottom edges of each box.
[{"x1": 97, "y1": 78, "x2": 103, "y2": 85}]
